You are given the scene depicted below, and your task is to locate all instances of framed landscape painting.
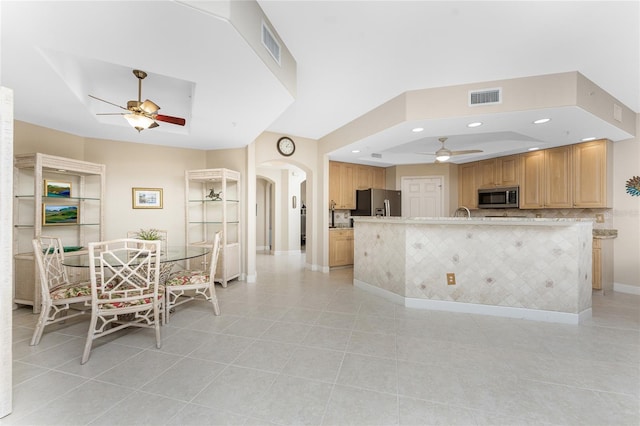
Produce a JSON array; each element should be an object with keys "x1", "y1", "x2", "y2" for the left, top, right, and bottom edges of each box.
[
  {"x1": 44, "y1": 180, "x2": 71, "y2": 198},
  {"x1": 43, "y1": 204, "x2": 78, "y2": 225},
  {"x1": 132, "y1": 187, "x2": 163, "y2": 209}
]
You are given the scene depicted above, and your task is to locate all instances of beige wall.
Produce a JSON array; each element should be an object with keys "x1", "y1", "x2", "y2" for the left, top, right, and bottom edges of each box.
[
  {"x1": 12, "y1": 115, "x2": 640, "y2": 289},
  {"x1": 612, "y1": 114, "x2": 640, "y2": 290}
]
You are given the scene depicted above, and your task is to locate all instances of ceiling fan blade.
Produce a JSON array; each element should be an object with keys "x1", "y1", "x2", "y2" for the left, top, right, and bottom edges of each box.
[
  {"x1": 140, "y1": 99, "x2": 160, "y2": 114},
  {"x1": 148, "y1": 121, "x2": 160, "y2": 129},
  {"x1": 156, "y1": 114, "x2": 186, "y2": 126},
  {"x1": 88, "y1": 94, "x2": 128, "y2": 111},
  {"x1": 96, "y1": 112, "x2": 126, "y2": 116},
  {"x1": 451, "y1": 150, "x2": 483, "y2": 156}
]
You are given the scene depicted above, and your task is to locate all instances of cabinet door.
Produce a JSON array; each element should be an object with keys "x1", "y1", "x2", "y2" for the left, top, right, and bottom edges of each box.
[
  {"x1": 340, "y1": 163, "x2": 356, "y2": 209},
  {"x1": 592, "y1": 238, "x2": 602, "y2": 290},
  {"x1": 477, "y1": 159, "x2": 496, "y2": 188},
  {"x1": 573, "y1": 140, "x2": 611, "y2": 208},
  {"x1": 372, "y1": 167, "x2": 386, "y2": 189},
  {"x1": 329, "y1": 161, "x2": 342, "y2": 207},
  {"x1": 329, "y1": 230, "x2": 354, "y2": 267},
  {"x1": 545, "y1": 146, "x2": 572, "y2": 208},
  {"x1": 458, "y1": 162, "x2": 478, "y2": 209},
  {"x1": 519, "y1": 151, "x2": 544, "y2": 209},
  {"x1": 355, "y1": 165, "x2": 373, "y2": 190},
  {"x1": 497, "y1": 155, "x2": 520, "y2": 186}
]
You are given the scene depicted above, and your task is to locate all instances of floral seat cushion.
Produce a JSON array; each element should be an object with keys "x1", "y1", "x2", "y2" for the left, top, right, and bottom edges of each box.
[
  {"x1": 50, "y1": 282, "x2": 92, "y2": 300},
  {"x1": 98, "y1": 285, "x2": 164, "y2": 309},
  {"x1": 165, "y1": 271, "x2": 209, "y2": 286}
]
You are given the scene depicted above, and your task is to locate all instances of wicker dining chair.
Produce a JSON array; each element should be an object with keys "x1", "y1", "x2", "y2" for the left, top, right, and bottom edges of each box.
[
  {"x1": 163, "y1": 232, "x2": 221, "y2": 324},
  {"x1": 30, "y1": 236, "x2": 92, "y2": 346},
  {"x1": 82, "y1": 238, "x2": 163, "y2": 364}
]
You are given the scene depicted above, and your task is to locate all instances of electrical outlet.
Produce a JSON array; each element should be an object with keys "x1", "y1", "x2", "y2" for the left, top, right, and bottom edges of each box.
[
  {"x1": 595, "y1": 213, "x2": 605, "y2": 223},
  {"x1": 446, "y1": 273, "x2": 456, "y2": 285}
]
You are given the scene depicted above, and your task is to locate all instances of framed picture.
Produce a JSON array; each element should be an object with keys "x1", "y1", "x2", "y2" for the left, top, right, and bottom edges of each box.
[
  {"x1": 44, "y1": 180, "x2": 71, "y2": 198},
  {"x1": 43, "y1": 204, "x2": 78, "y2": 225},
  {"x1": 132, "y1": 187, "x2": 163, "y2": 209}
]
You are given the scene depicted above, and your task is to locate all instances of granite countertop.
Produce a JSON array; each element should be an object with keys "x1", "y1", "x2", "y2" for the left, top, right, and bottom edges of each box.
[
  {"x1": 329, "y1": 224, "x2": 353, "y2": 230},
  {"x1": 593, "y1": 228, "x2": 618, "y2": 239},
  {"x1": 353, "y1": 216, "x2": 593, "y2": 227}
]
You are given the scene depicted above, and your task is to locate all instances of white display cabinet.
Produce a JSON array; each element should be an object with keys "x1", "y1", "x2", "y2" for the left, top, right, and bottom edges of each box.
[
  {"x1": 13, "y1": 153, "x2": 105, "y2": 312},
  {"x1": 185, "y1": 168, "x2": 240, "y2": 287}
]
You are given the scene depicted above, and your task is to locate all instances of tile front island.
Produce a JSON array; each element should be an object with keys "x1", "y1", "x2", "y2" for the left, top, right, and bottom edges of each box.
[{"x1": 353, "y1": 217, "x2": 593, "y2": 324}]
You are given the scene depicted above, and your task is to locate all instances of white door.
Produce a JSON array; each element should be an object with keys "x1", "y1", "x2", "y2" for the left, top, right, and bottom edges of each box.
[{"x1": 401, "y1": 176, "x2": 443, "y2": 217}]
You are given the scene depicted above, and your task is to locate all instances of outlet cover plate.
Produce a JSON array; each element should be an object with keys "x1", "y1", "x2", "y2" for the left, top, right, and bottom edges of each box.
[{"x1": 447, "y1": 273, "x2": 456, "y2": 285}]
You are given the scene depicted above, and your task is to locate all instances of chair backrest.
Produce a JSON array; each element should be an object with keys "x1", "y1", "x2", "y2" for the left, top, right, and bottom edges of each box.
[
  {"x1": 126, "y1": 229, "x2": 168, "y2": 253},
  {"x1": 32, "y1": 236, "x2": 69, "y2": 297},
  {"x1": 88, "y1": 238, "x2": 161, "y2": 304}
]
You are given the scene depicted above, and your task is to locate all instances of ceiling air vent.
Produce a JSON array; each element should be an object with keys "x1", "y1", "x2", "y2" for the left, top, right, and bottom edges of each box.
[
  {"x1": 469, "y1": 88, "x2": 502, "y2": 106},
  {"x1": 371, "y1": 153, "x2": 382, "y2": 158},
  {"x1": 261, "y1": 21, "x2": 281, "y2": 66}
]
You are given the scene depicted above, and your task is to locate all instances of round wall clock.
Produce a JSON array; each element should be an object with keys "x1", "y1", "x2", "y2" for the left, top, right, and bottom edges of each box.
[{"x1": 277, "y1": 136, "x2": 295, "y2": 157}]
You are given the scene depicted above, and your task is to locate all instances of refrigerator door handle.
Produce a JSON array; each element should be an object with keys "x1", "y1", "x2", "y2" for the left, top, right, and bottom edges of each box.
[{"x1": 383, "y1": 199, "x2": 390, "y2": 217}]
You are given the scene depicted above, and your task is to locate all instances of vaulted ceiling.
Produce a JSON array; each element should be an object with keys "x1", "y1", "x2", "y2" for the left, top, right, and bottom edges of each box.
[{"x1": 2, "y1": 1, "x2": 638, "y2": 165}]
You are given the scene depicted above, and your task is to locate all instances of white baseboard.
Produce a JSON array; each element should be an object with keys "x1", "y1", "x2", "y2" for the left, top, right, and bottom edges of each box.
[
  {"x1": 271, "y1": 249, "x2": 302, "y2": 256},
  {"x1": 354, "y1": 279, "x2": 589, "y2": 325},
  {"x1": 614, "y1": 282, "x2": 640, "y2": 295}
]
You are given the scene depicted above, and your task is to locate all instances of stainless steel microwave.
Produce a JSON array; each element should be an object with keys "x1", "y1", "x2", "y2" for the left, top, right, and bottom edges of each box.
[{"x1": 478, "y1": 187, "x2": 519, "y2": 209}]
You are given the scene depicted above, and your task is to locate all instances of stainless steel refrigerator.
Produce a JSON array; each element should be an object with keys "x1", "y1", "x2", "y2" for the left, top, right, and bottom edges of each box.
[{"x1": 351, "y1": 189, "x2": 402, "y2": 217}]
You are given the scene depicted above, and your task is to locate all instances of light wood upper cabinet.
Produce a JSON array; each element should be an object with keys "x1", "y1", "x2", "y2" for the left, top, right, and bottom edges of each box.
[
  {"x1": 477, "y1": 155, "x2": 519, "y2": 188},
  {"x1": 573, "y1": 139, "x2": 612, "y2": 208},
  {"x1": 355, "y1": 165, "x2": 373, "y2": 190},
  {"x1": 519, "y1": 150, "x2": 545, "y2": 209},
  {"x1": 545, "y1": 146, "x2": 573, "y2": 208},
  {"x1": 521, "y1": 146, "x2": 573, "y2": 209},
  {"x1": 477, "y1": 159, "x2": 497, "y2": 188},
  {"x1": 497, "y1": 155, "x2": 520, "y2": 186},
  {"x1": 458, "y1": 161, "x2": 479, "y2": 209},
  {"x1": 329, "y1": 161, "x2": 356, "y2": 209},
  {"x1": 372, "y1": 167, "x2": 386, "y2": 189}
]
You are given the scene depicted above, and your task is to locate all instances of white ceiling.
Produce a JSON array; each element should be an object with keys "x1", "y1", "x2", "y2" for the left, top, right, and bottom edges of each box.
[{"x1": 2, "y1": 1, "x2": 638, "y2": 166}]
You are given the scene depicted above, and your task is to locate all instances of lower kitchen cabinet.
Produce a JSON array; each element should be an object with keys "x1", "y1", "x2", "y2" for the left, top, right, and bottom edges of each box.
[
  {"x1": 592, "y1": 237, "x2": 613, "y2": 294},
  {"x1": 329, "y1": 228, "x2": 354, "y2": 267}
]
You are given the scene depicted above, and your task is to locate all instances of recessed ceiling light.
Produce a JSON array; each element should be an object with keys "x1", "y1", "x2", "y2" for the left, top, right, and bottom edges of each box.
[
  {"x1": 467, "y1": 122, "x2": 483, "y2": 128},
  {"x1": 351, "y1": 149, "x2": 360, "y2": 153},
  {"x1": 528, "y1": 147, "x2": 540, "y2": 151},
  {"x1": 533, "y1": 118, "x2": 551, "y2": 124},
  {"x1": 412, "y1": 127, "x2": 424, "y2": 133},
  {"x1": 581, "y1": 137, "x2": 597, "y2": 142}
]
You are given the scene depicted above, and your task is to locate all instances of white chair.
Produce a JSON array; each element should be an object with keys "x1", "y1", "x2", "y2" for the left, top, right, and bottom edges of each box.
[
  {"x1": 82, "y1": 238, "x2": 163, "y2": 364},
  {"x1": 163, "y1": 232, "x2": 221, "y2": 324},
  {"x1": 30, "y1": 236, "x2": 92, "y2": 346}
]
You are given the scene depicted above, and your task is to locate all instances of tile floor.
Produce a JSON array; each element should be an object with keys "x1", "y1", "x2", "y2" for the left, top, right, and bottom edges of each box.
[{"x1": 3, "y1": 253, "x2": 640, "y2": 425}]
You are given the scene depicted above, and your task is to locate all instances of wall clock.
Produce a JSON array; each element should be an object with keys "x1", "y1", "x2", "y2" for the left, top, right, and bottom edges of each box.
[{"x1": 277, "y1": 136, "x2": 295, "y2": 157}]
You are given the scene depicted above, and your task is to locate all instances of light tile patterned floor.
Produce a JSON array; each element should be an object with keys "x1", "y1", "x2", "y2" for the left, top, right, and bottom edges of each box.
[{"x1": 3, "y1": 253, "x2": 639, "y2": 425}]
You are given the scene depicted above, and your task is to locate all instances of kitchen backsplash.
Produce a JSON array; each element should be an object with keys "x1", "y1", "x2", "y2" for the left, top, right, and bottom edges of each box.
[{"x1": 332, "y1": 209, "x2": 352, "y2": 226}]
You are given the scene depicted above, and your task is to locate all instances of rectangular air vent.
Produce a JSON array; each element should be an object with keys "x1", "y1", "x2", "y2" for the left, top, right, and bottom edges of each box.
[
  {"x1": 261, "y1": 21, "x2": 281, "y2": 66},
  {"x1": 469, "y1": 88, "x2": 502, "y2": 106}
]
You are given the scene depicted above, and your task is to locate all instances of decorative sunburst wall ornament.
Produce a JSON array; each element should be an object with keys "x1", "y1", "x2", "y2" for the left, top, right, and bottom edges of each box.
[{"x1": 625, "y1": 176, "x2": 640, "y2": 196}]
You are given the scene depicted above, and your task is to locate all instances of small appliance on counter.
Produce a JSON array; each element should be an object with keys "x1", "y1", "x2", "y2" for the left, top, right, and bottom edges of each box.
[{"x1": 351, "y1": 188, "x2": 402, "y2": 217}]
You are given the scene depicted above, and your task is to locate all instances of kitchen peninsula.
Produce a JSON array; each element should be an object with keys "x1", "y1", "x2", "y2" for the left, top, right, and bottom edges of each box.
[{"x1": 353, "y1": 217, "x2": 593, "y2": 324}]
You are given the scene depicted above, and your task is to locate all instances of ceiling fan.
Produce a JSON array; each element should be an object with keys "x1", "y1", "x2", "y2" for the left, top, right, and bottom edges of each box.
[
  {"x1": 420, "y1": 137, "x2": 483, "y2": 162},
  {"x1": 89, "y1": 69, "x2": 186, "y2": 132}
]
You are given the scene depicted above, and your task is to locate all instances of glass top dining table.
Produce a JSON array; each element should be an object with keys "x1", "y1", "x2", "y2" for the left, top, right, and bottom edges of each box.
[
  {"x1": 62, "y1": 245, "x2": 210, "y2": 284},
  {"x1": 61, "y1": 245, "x2": 210, "y2": 267}
]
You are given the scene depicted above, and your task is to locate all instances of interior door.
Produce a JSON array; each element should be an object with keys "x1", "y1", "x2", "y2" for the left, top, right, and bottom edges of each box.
[{"x1": 401, "y1": 177, "x2": 443, "y2": 217}]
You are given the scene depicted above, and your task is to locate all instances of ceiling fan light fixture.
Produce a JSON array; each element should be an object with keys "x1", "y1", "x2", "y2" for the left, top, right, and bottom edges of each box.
[
  {"x1": 124, "y1": 113, "x2": 155, "y2": 131},
  {"x1": 435, "y1": 148, "x2": 451, "y2": 162},
  {"x1": 140, "y1": 99, "x2": 160, "y2": 114}
]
